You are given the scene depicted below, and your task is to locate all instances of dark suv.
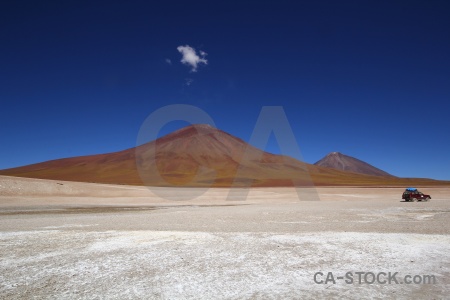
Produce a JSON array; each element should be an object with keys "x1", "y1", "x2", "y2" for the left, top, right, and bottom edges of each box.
[{"x1": 402, "y1": 188, "x2": 431, "y2": 202}]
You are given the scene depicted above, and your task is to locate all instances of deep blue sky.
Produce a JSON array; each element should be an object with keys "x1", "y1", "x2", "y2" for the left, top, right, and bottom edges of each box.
[{"x1": 1, "y1": 0, "x2": 449, "y2": 180}]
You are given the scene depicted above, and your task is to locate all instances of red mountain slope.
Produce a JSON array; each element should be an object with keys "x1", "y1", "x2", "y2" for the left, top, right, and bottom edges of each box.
[{"x1": 0, "y1": 125, "x2": 447, "y2": 186}]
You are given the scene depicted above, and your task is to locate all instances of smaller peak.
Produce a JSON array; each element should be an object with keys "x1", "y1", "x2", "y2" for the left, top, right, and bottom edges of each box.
[{"x1": 328, "y1": 151, "x2": 342, "y2": 156}]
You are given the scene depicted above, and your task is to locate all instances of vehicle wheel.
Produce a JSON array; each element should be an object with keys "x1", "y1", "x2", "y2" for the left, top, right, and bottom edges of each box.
[
  {"x1": 412, "y1": 197, "x2": 418, "y2": 202},
  {"x1": 425, "y1": 197, "x2": 430, "y2": 202}
]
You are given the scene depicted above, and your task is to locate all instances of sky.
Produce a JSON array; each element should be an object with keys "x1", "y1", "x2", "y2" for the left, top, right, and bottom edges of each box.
[{"x1": 1, "y1": 0, "x2": 449, "y2": 180}]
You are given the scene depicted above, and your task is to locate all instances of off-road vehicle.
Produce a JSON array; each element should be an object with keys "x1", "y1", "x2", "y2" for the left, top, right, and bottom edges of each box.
[{"x1": 402, "y1": 188, "x2": 431, "y2": 202}]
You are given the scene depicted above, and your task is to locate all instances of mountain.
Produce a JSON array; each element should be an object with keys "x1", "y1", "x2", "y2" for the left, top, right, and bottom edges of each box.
[
  {"x1": 0, "y1": 124, "x2": 310, "y2": 187},
  {"x1": 134, "y1": 124, "x2": 320, "y2": 187},
  {"x1": 0, "y1": 125, "x2": 447, "y2": 186},
  {"x1": 314, "y1": 152, "x2": 393, "y2": 177}
]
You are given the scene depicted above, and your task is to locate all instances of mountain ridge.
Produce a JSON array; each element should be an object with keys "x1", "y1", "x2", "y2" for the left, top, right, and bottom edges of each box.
[{"x1": 0, "y1": 124, "x2": 447, "y2": 186}]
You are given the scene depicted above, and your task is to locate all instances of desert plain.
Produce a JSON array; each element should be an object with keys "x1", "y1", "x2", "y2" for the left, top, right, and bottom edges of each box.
[{"x1": 0, "y1": 175, "x2": 449, "y2": 299}]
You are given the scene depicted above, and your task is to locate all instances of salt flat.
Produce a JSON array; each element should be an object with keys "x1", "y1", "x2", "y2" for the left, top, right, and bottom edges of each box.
[{"x1": 1, "y1": 176, "x2": 449, "y2": 299}]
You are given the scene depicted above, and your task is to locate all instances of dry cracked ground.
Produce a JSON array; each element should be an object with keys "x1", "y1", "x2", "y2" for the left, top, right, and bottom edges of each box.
[{"x1": 0, "y1": 175, "x2": 449, "y2": 299}]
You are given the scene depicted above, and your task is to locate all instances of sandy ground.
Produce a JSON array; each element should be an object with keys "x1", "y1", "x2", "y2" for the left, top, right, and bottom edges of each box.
[{"x1": 0, "y1": 175, "x2": 449, "y2": 299}]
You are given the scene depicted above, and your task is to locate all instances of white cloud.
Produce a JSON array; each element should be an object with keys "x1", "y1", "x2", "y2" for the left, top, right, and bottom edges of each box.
[
  {"x1": 165, "y1": 58, "x2": 172, "y2": 65},
  {"x1": 177, "y1": 45, "x2": 207, "y2": 72},
  {"x1": 184, "y1": 78, "x2": 194, "y2": 86}
]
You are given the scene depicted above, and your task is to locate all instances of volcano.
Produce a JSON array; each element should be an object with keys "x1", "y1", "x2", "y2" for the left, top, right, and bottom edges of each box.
[
  {"x1": 314, "y1": 152, "x2": 393, "y2": 177},
  {"x1": 0, "y1": 124, "x2": 447, "y2": 186},
  {"x1": 0, "y1": 124, "x2": 316, "y2": 187},
  {"x1": 135, "y1": 124, "x2": 316, "y2": 187}
]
